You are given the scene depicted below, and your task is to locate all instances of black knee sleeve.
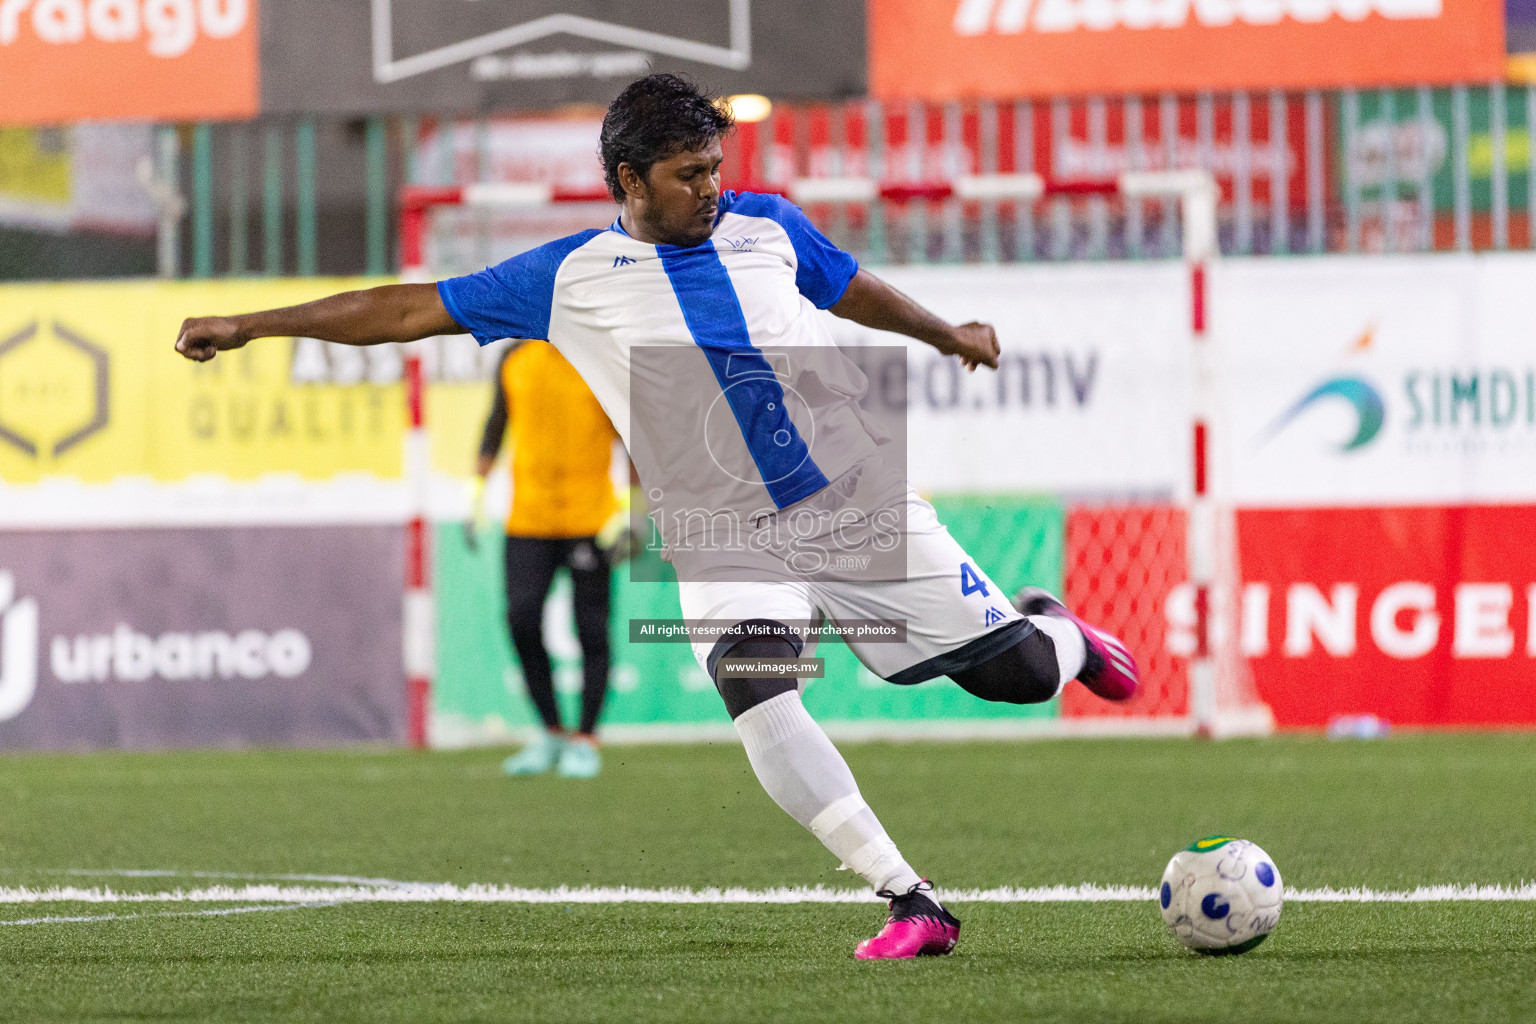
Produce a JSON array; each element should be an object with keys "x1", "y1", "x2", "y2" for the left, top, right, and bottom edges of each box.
[
  {"x1": 949, "y1": 626, "x2": 1061, "y2": 705},
  {"x1": 708, "y1": 619, "x2": 803, "y2": 720}
]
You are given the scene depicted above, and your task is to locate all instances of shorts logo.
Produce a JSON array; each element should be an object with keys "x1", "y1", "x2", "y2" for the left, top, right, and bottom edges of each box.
[
  {"x1": 568, "y1": 541, "x2": 600, "y2": 571},
  {"x1": 984, "y1": 606, "x2": 1008, "y2": 626}
]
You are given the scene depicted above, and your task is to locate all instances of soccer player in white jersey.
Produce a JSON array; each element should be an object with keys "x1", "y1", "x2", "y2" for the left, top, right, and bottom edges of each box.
[{"x1": 174, "y1": 74, "x2": 1141, "y2": 960}]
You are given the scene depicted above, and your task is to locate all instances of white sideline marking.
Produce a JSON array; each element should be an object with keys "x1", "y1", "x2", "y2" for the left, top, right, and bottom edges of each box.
[
  {"x1": 2, "y1": 881, "x2": 1535, "y2": 908},
  {"x1": 0, "y1": 903, "x2": 336, "y2": 927},
  {"x1": 42, "y1": 868, "x2": 409, "y2": 886}
]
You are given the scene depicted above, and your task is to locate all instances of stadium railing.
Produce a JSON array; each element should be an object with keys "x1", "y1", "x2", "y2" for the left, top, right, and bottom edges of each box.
[{"x1": 109, "y1": 83, "x2": 1536, "y2": 282}]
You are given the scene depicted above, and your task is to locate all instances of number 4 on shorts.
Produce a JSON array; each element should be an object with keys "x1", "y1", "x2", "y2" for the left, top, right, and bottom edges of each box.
[{"x1": 960, "y1": 562, "x2": 990, "y2": 598}]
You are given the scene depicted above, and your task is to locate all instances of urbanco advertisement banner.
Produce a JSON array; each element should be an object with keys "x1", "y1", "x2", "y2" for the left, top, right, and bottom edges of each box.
[
  {"x1": 821, "y1": 263, "x2": 1191, "y2": 498},
  {"x1": 870, "y1": 0, "x2": 1505, "y2": 98},
  {"x1": 0, "y1": 525, "x2": 405, "y2": 751},
  {"x1": 0, "y1": 0, "x2": 259, "y2": 125},
  {"x1": 1220, "y1": 254, "x2": 1536, "y2": 507},
  {"x1": 259, "y1": 0, "x2": 866, "y2": 117}
]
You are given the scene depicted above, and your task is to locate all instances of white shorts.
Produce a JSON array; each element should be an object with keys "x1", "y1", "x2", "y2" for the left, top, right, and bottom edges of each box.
[{"x1": 677, "y1": 489, "x2": 1027, "y2": 684}]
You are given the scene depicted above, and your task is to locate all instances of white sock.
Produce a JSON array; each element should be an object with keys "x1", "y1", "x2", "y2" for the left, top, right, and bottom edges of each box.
[
  {"x1": 1028, "y1": 614, "x2": 1087, "y2": 690},
  {"x1": 733, "y1": 691, "x2": 923, "y2": 894}
]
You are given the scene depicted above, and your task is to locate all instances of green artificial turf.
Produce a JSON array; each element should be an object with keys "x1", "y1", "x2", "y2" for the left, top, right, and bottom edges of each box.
[{"x1": 1, "y1": 734, "x2": 1533, "y2": 1022}]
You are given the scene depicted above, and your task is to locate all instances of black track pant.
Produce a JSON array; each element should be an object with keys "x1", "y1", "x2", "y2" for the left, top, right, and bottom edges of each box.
[{"x1": 503, "y1": 536, "x2": 612, "y2": 736}]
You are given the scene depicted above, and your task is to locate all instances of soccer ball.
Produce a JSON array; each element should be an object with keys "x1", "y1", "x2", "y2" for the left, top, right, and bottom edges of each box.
[{"x1": 1159, "y1": 836, "x2": 1283, "y2": 955}]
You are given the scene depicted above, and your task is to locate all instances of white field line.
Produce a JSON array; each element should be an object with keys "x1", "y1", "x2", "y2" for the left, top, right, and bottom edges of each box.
[
  {"x1": 0, "y1": 902, "x2": 337, "y2": 927},
  {"x1": 2, "y1": 881, "x2": 1535, "y2": 907}
]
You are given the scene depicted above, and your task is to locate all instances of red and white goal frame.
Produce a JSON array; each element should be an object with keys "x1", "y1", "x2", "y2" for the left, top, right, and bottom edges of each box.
[{"x1": 398, "y1": 171, "x2": 1273, "y2": 742}]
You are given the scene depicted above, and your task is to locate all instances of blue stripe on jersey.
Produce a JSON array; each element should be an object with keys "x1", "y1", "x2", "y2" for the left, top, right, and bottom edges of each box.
[{"x1": 659, "y1": 244, "x2": 830, "y2": 510}]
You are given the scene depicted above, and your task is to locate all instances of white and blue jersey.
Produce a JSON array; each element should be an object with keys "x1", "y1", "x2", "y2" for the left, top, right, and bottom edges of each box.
[
  {"x1": 440, "y1": 190, "x2": 1028, "y2": 683},
  {"x1": 438, "y1": 190, "x2": 882, "y2": 546}
]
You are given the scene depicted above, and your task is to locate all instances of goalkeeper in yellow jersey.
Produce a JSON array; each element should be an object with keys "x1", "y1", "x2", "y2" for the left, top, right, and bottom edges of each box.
[{"x1": 468, "y1": 339, "x2": 633, "y2": 779}]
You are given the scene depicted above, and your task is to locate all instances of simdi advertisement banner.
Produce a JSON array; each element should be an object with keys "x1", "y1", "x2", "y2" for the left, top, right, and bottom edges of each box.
[
  {"x1": 1221, "y1": 255, "x2": 1536, "y2": 507},
  {"x1": 0, "y1": 0, "x2": 259, "y2": 125},
  {"x1": 870, "y1": 0, "x2": 1506, "y2": 98}
]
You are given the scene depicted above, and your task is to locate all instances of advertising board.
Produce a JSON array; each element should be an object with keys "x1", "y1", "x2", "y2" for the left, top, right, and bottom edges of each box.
[
  {"x1": 816, "y1": 255, "x2": 1536, "y2": 507},
  {"x1": 824, "y1": 263, "x2": 1190, "y2": 497},
  {"x1": 0, "y1": 279, "x2": 403, "y2": 487},
  {"x1": 1222, "y1": 255, "x2": 1536, "y2": 507},
  {"x1": 0, "y1": 525, "x2": 405, "y2": 750},
  {"x1": 259, "y1": 0, "x2": 866, "y2": 116},
  {"x1": 0, "y1": 0, "x2": 259, "y2": 124},
  {"x1": 1238, "y1": 506, "x2": 1536, "y2": 727},
  {"x1": 870, "y1": 0, "x2": 1506, "y2": 98}
]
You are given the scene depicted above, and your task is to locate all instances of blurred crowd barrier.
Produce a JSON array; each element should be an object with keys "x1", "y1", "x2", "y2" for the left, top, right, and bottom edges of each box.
[
  {"x1": 420, "y1": 88, "x2": 1536, "y2": 273},
  {"x1": 3, "y1": 0, "x2": 1533, "y2": 277}
]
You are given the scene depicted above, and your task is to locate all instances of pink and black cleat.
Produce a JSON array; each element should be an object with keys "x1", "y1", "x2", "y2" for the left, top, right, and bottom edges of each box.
[
  {"x1": 854, "y1": 881, "x2": 961, "y2": 960},
  {"x1": 1013, "y1": 587, "x2": 1141, "y2": 702}
]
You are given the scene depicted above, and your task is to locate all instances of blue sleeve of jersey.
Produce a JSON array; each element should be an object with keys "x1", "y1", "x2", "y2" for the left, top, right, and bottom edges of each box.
[
  {"x1": 726, "y1": 192, "x2": 858, "y2": 309},
  {"x1": 436, "y1": 229, "x2": 600, "y2": 346}
]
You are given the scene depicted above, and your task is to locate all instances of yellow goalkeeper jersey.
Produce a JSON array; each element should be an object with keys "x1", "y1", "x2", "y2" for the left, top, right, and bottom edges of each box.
[{"x1": 481, "y1": 340, "x2": 619, "y2": 539}]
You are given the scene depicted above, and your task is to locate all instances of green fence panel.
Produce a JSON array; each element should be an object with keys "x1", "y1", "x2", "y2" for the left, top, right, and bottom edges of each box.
[{"x1": 1341, "y1": 87, "x2": 1531, "y2": 214}]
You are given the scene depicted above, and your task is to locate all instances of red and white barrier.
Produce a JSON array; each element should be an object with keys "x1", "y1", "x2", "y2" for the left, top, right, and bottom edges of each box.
[{"x1": 401, "y1": 352, "x2": 432, "y2": 750}]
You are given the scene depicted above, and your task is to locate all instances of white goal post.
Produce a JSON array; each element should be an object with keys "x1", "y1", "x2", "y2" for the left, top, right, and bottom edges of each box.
[{"x1": 399, "y1": 170, "x2": 1273, "y2": 741}]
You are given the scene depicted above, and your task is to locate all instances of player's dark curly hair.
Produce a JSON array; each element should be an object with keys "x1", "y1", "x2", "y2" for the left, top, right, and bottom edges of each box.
[{"x1": 600, "y1": 74, "x2": 735, "y2": 203}]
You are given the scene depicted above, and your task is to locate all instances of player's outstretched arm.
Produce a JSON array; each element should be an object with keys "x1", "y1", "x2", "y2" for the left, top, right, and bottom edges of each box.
[
  {"x1": 828, "y1": 268, "x2": 999, "y2": 372},
  {"x1": 174, "y1": 283, "x2": 461, "y2": 363}
]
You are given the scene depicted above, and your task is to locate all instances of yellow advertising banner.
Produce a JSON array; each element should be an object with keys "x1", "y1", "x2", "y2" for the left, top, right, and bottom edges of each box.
[{"x1": 0, "y1": 279, "x2": 408, "y2": 485}]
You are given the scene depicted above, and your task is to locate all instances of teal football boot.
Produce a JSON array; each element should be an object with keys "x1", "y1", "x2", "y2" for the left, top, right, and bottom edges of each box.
[
  {"x1": 501, "y1": 732, "x2": 562, "y2": 776},
  {"x1": 556, "y1": 739, "x2": 601, "y2": 779}
]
